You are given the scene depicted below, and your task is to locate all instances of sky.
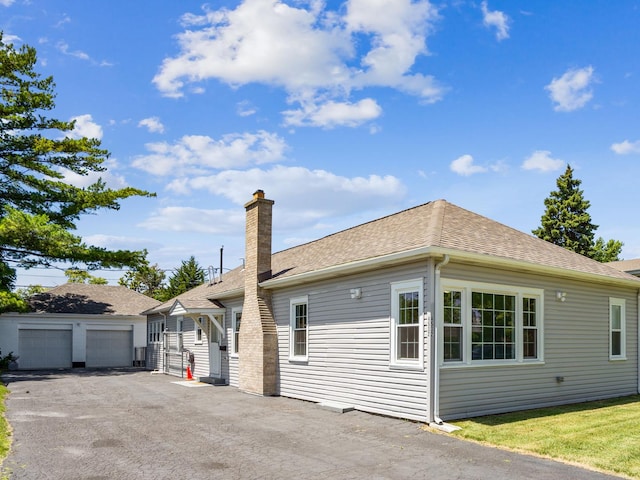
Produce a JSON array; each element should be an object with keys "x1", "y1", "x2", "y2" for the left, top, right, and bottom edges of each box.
[{"x1": 2, "y1": 0, "x2": 639, "y2": 288}]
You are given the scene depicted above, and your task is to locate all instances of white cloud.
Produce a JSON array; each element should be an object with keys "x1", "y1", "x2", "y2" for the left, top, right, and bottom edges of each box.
[
  {"x1": 481, "y1": 1, "x2": 510, "y2": 41},
  {"x1": 138, "y1": 117, "x2": 165, "y2": 133},
  {"x1": 545, "y1": 66, "x2": 595, "y2": 112},
  {"x1": 0, "y1": 0, "x2": 15, "y2": 6},
  {"x1": 611, "y1": 139, "x2": 640, "y2": 155},
  {"x1": 162, "y1": 164, "x2": 406, "y2": 229},
  {"x1": 83, "y1": 234, "x2": 156, "y2": 251},
  {"x1": 139, "y1": 206, "x2": 246, "y2": 234},
  {"x1": 521, "y1": 150, "x2": 564, "y2": 172},
  {"x1": 56, "y1": 40, "x2": 111, "y2": 66},
  {"x1": 450, "y1": 155, "x2": 487, "y2": 176},
  {"x1": 283, "y1": 98, "x2": 382, "y2": 128},
  {"x1": 132, "y1": 130, "x2": 288, "y2": 176},
  {"x1": 153, "y1": 0, "x2": 444, "y2": 126},
  {"x1": 60, "y1": 158, "x2": 128, "y2": 189},
  {"x1": 237, "y1": 100, "x2": 257, "y2": 117},
  {"x1": 56, "y1": 41, "x2": 90, "y2": 61},
  {"x1": 68, "y1": 114, "x2": 103, "y2": 140},
  {"x1": 2, "y1": 34, "x2": 20, "y2": 43}
]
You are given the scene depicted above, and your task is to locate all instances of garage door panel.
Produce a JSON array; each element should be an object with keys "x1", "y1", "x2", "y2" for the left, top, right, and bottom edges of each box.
[
  {"x1": 86, "y1": 330, "x2": 132, "y2": 368},
  {"x1": 18, "y1": 329, "x2": 72, "y2": 370}
]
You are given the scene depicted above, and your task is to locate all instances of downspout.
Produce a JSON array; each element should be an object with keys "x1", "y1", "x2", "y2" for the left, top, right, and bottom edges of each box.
[
  {"x1": 432, "y1": 254, "x2": 450, "y2": 425},
  {"x1": 637, "y1": 290, "x2": 640, "y2": 395}
]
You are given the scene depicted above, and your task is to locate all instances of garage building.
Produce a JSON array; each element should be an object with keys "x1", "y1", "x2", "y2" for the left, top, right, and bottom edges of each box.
[{"x1": 0, "y1": 284, "x2": 160, "y2": 370}]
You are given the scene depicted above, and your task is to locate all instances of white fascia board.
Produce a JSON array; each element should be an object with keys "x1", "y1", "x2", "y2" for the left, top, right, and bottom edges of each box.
[{"x1": 260, "y1": 246, "x2": 640, "y2": 290}]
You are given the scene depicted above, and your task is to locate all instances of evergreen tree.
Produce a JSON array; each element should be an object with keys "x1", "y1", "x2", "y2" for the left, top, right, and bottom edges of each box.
[
  {"x1": 164, "y1": 256, "x2": 205, "y2": 300},
  {"x1": 533, "y1": 165, "x2": 622, "y2": 262},
  {"x1": 119, "y1": 260, "x2": 167, "y2": 300},
  {"x1": 0, "y1": 34, "x2": 153, "y2": 310}
]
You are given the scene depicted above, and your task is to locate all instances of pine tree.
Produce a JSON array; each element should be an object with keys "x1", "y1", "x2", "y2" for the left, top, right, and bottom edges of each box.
[
  {"x1": 164, "y1": 256, "x2": 205, "y2": 300},
  {"x1": 0, "y1": 34, "x2": 154, "y2": 310},
  {"x1": 533, "y1": 165, "x2": 622, "y2": 262}
]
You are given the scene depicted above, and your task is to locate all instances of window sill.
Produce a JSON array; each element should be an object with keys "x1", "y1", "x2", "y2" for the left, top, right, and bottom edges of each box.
[
  {"x1": 609, "y1": 357, "x2": 627, "y2": 362},
  {"x1": 441, "y1": 360, "x2": 545, "y2": 369},
  {"x1": 288, "y1": 357, "x2": 308, "y2": 364},
  {"x1": 389, "y1": 362, "x2": 424, "y2": 372}
]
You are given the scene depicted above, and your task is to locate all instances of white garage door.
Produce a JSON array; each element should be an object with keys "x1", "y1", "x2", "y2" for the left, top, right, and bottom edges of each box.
[
  {"x1": 86, "y1": 330, "x2": 133, "y2": 368},
  {"x1": 18, "y1": 328, "x2": 72, "y2": 370}
]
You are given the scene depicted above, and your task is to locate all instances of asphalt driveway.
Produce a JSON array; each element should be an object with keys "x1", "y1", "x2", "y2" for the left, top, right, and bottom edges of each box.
[{"x1": 1, "y1": 370, "x2": 624, "y2": 480}]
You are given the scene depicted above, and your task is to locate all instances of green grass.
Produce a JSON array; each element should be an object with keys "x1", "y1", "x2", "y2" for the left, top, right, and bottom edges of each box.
[
  {"x1": 0, "y1": 383, "x2": 10, "y2": 479},
  {"x1": 447, "y1": 395, "x2": 640, "y2": 479}
]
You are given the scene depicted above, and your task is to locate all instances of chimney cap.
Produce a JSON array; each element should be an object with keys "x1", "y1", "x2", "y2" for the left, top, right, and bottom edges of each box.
[{"x1": 253, "y1": 189, "x2": 265, "y2": 199}]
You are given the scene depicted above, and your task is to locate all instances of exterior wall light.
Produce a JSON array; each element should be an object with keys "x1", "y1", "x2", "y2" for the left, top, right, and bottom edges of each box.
[{"x1": 556, "y1": 291, "x2": 567, "y2": 302}]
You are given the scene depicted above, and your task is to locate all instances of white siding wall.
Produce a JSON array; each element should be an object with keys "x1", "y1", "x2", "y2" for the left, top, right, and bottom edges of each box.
[
  {"x1": 272, "y1": 263, "x2": 431, "y2": 422},
  {"x1": 146, "y1": 314, "x2": 165, "y2": 371},
  {"x1": 438, "y1": 262, "x2": 639, "y2": 420},
  {"x1": 223, "y1": 298, "x2": 244, "y2": 387}
]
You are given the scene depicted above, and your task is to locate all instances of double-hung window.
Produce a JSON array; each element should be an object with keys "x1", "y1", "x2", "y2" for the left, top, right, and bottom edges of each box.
[
  {"x1": 609, "y1": 298, "x2": 626, "y2": 360},
  {"x1": 195, "y1": 317, "x2": 203, "y2": 344},
  {"x1": 441, "y1": 280, "x2": 543, "y2": 365},
  {"x1": 289, "y1": 296, "x2": 308, "y2": 361},
  {"x1": 231, "y1": 308, "x2": 242, "y2": 356},
  {"x1": 149, "y1": 320, "x2": 164, "y2": 343},
  {"x1": 391, "y1": 279, "x2": 424, "y2": 368}
]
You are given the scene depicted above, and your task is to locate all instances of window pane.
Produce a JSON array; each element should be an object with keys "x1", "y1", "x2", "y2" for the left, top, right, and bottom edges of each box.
[
  {"x1": 444, "y1": 326, "x2": 462, "y2": 362},
  {"x1": 611, "y1": 305, "x2": 621, "y2": 330},
  {"x1": 471, "y1": 292, "x2": 516, "y2": 361},
  {"x1": 398, "y1": 325, "x2": 419, "y2": 359},
  {"x1": 612, "y1": 331, "x2": 621, "y2": 356},
  {"x1": 294, "y1": 330, "x2": 307, "y2": 356}
]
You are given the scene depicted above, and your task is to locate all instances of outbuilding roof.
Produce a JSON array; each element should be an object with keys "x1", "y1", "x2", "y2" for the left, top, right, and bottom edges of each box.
[
  {"x1": 144, "y1": 199, "x2": 640, "y2": 314},
  {"x1": 608, "y1": 258, "x2": 640, "y2": 276},
  {"x1": 28, "y1": 283, "x2": 161, "y2": 315}
]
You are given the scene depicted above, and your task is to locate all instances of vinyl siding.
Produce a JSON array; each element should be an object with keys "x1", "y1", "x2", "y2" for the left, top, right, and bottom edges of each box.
[
  {"x1": 273, "y1": 263, "x2": 431, "y2": 422},
  {"x1": 223, "y1": 298, "x2": 244, "y2": 387},
  {"x1": 146, "y1": 313, "x2": 165, "y2": 371},
  {"x1": 438, "y1": 262, "x2": 639, "y2": 420}
]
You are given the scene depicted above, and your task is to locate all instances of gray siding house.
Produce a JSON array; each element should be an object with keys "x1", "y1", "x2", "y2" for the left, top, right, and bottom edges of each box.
[{"x1": 144, "y1": 191, "x2": 640, "y2": 423}]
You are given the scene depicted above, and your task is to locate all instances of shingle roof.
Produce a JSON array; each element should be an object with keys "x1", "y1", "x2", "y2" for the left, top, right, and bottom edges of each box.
[
  {"x1": 28, "y1": 283, "x2": 161, "y2": 315},
  {"x1": 145, "y1": 199, "x2": 640, "y2": 314},
  {"x1": 608, "y1": 258, "x2": 640, "y2": 275}
]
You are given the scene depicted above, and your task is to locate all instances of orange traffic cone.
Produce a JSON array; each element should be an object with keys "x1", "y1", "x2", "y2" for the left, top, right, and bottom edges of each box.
[{"x1": 186, "y1": 365, "x2": 193, "y2": 380}]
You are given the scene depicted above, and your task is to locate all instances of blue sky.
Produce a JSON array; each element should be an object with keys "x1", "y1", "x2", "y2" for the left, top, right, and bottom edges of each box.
[{"x1": 2, "y1": 0, "x2": 639, "y2": 287}]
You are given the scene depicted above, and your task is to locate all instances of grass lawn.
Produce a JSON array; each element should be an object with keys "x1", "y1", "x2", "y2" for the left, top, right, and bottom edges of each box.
[
  {"x1": 0, "y1": 383, "x2": 10, "y2": 479},
  {"x1": 446, "y1": 395, "x2": 640, "y2": 479}
]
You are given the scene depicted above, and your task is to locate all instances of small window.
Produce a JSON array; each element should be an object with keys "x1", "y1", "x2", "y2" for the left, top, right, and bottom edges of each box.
[
  {"x1": 148, "y1": 320, "x2": 164, "y2": 344},
  {"x1": 610, "y1": 298, "x2": 626, "y2": 360},
  {"x1": 289, "y1": 296, "x2": 308, "y2": 361},
  {"x1": 391, "y1": 279, "x2": 424, "y2": 368},
  {"x1": 195, "y1": 317, "x2": 203, "y2": 344},
  {"x1": 232, "y1": 309, "x2": 242, "y2": 355}
]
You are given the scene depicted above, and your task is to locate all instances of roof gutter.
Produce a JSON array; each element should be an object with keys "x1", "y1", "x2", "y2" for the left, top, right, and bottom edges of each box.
[{"x1": 260, "y1": 246, "x2": 640, "y2": 290}]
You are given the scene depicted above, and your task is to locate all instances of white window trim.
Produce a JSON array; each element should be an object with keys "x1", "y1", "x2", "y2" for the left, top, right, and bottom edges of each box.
[
  {"x1": 609, "y1": 297, "x2": 626, "y2": 361},
  {"x1": 289, "y1": 295, "x2": 309, "y2": 362},
  {"x1": 231, "y1": 308, "x2": 242, "y2": 357},
  {"x1": 439, "y1": 279, "x2": 544, "y2": 368},
  {"x1": 390, "y1": 279, "x2": 424, "y2": 370}
]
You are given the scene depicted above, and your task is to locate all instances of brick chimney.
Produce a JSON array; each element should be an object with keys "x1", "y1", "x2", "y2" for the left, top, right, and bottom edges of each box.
[{"x1": 238, "y1": 190, "x2": 278, "y2": 395}]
